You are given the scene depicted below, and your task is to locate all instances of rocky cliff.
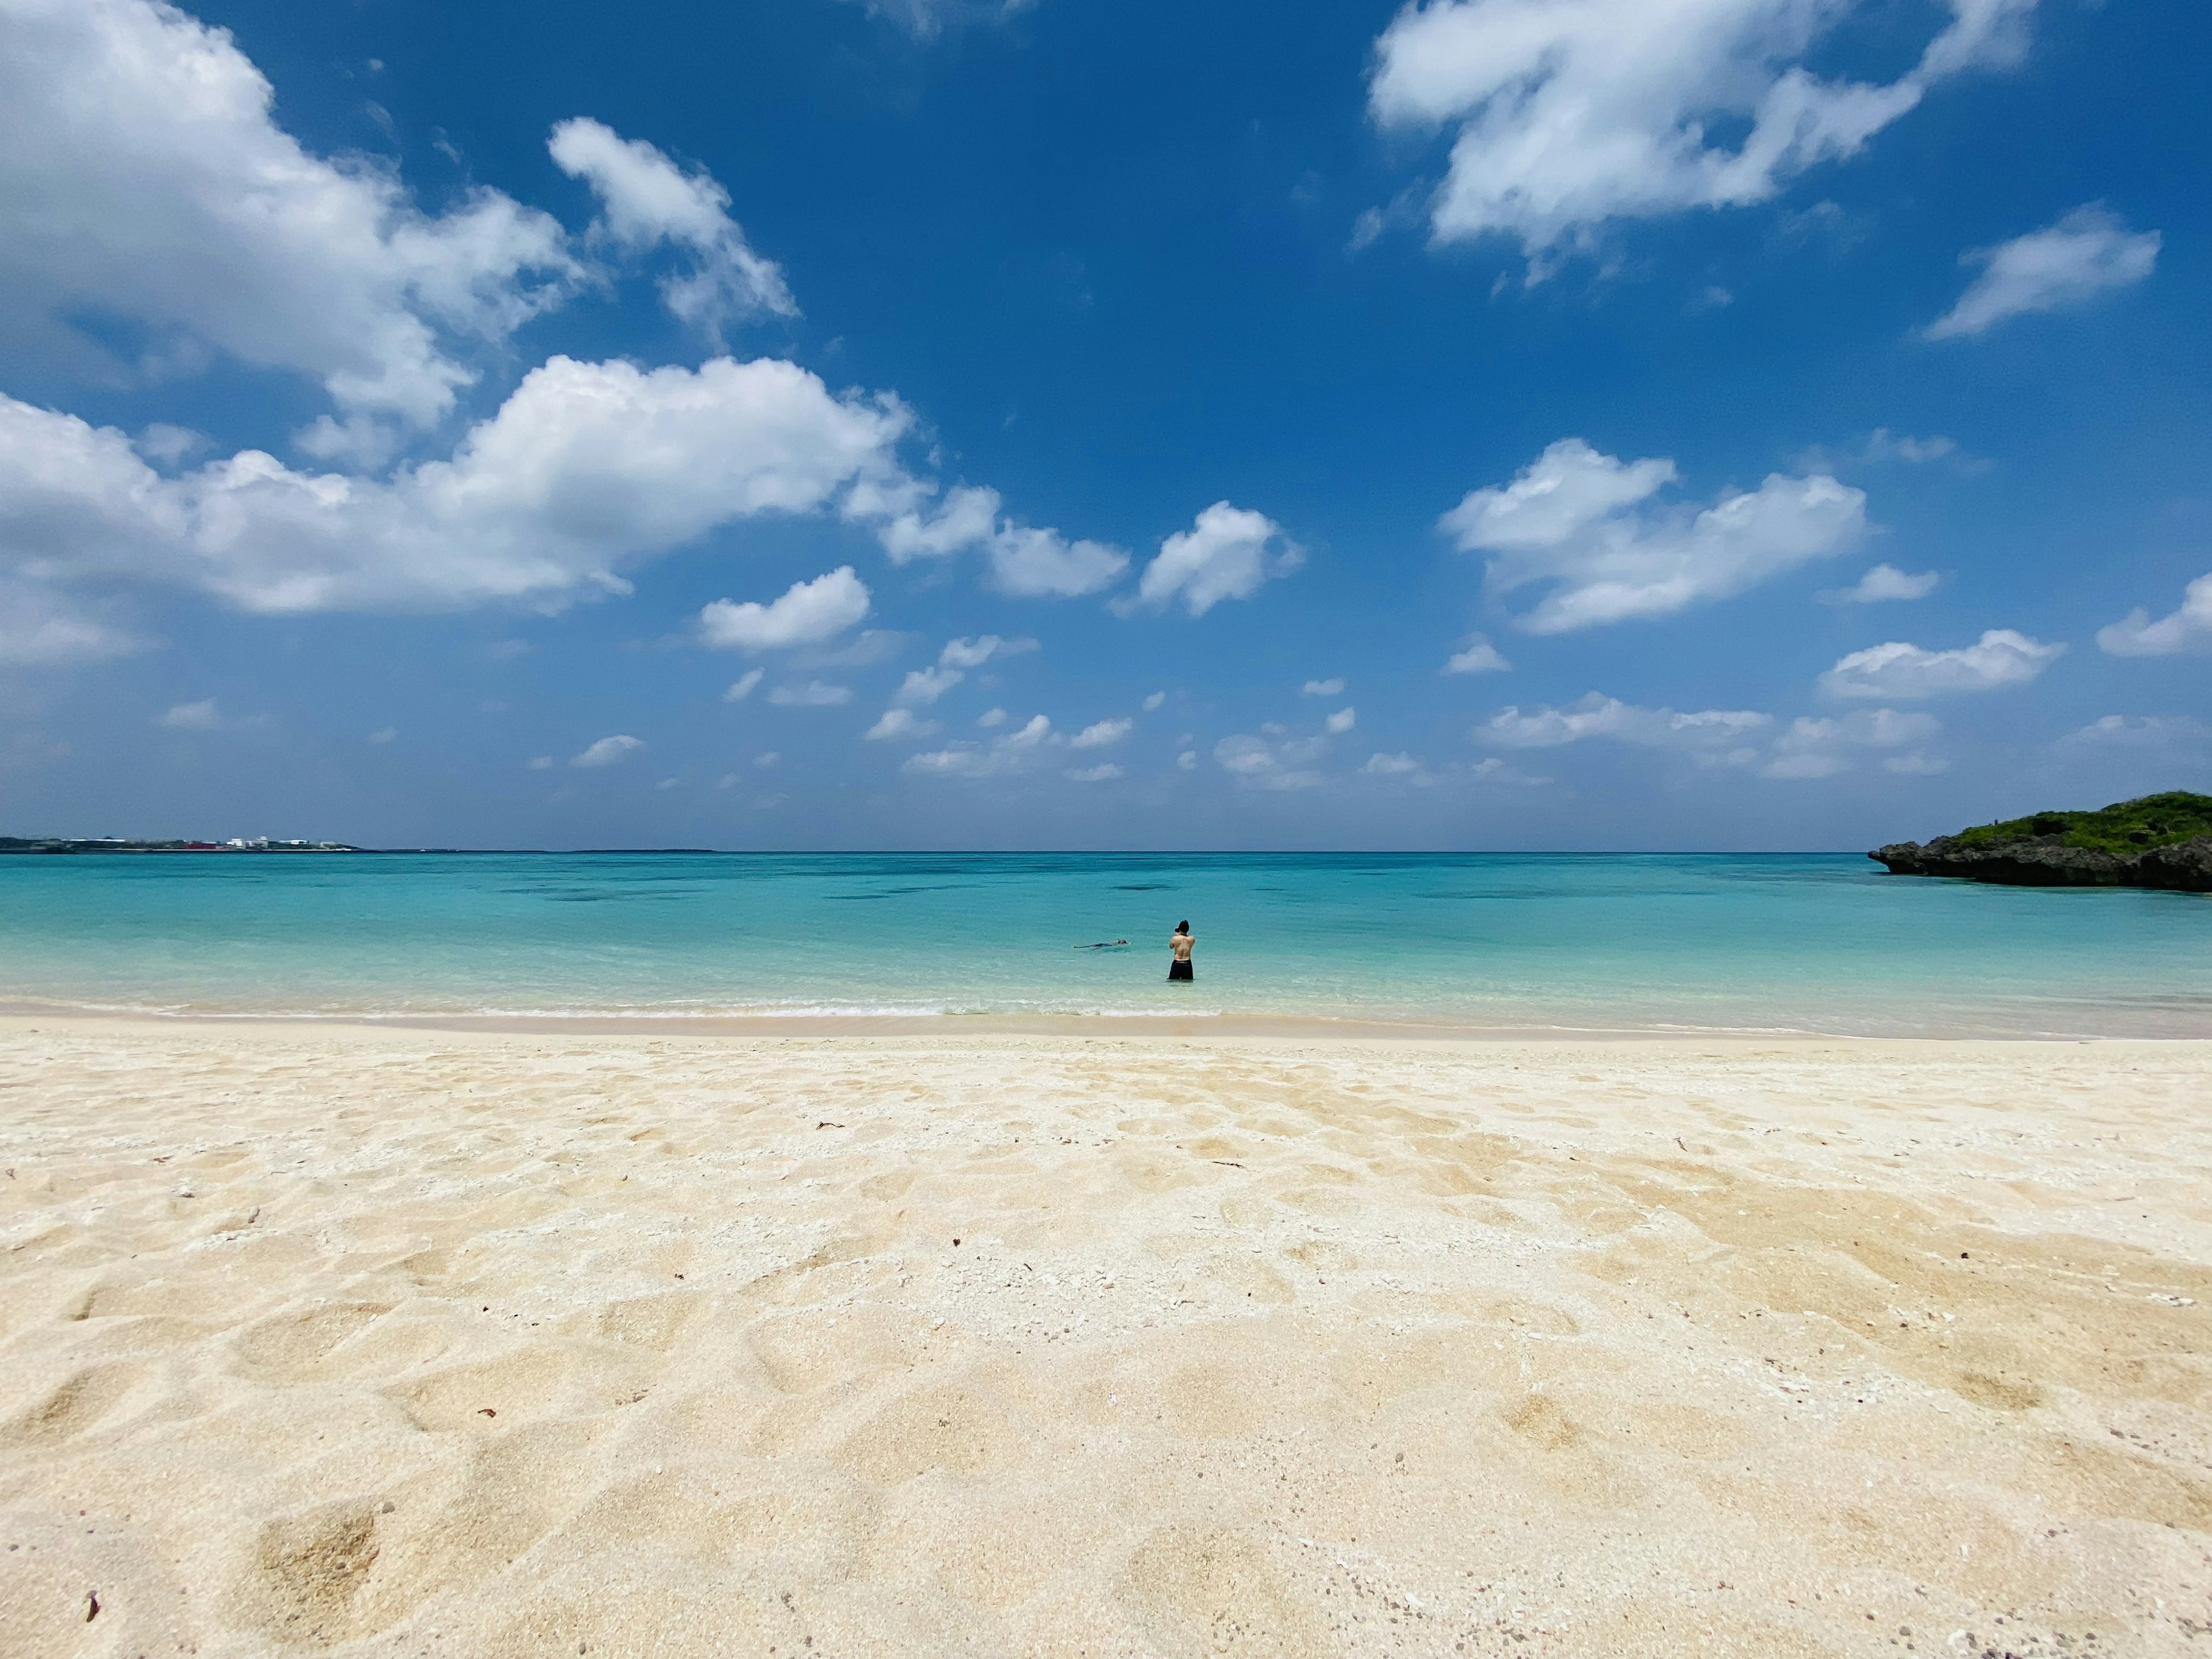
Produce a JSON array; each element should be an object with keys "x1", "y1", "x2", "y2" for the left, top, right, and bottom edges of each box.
[{"x1": 1870, "y1": 791, "x2": 2212, "y2": 893}]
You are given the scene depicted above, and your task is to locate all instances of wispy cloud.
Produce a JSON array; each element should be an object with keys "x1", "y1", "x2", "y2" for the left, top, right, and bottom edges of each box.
[
  {"x1": 572, "y1": 734, "x2": 643, "y2": 767},
  {"x1": 1819, "y1": 564, "x2": 1939, "y2": 605},
  {"x1": 549, "y1": 117, "x2": 796, "y2": 340},
  {"x1": 1926, "y1": 206, "x2": 2160, "y2": 340},
  {"x1": 769, "y1": 680, "x2": 854, "y2": 707},
  {"x1": 157, "y1": 698, "x2": 223, "y2": 731},
  {"x1": 865, "y1": 707, "x2": 941, "y2": 742}
]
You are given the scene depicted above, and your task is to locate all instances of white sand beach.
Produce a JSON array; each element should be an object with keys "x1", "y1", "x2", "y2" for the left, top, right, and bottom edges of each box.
[{"x1": 3, "y1": 1018, "x2": 2209, "y2": 1657}]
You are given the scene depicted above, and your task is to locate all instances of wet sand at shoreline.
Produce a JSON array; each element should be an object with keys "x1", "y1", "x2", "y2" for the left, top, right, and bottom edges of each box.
[{"x1": 3, "y1": 1018, "x2": 2209, "y2": 1656}]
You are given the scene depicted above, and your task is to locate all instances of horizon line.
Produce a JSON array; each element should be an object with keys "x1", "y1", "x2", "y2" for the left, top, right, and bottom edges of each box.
[{"x1": 6, "y1": 843, "x2": 1879, "y2": 858}]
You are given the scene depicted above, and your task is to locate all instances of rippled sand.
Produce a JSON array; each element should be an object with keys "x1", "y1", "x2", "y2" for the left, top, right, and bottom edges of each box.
[{"x1": 2, "y1": 1018, "x2": 2209, "y2": 1657}]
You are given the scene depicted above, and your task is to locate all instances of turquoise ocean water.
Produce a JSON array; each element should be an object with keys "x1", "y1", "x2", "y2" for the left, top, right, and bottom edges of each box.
[{"x1": 1, "y1": 851, "x2": 2207, "y2": 1036}]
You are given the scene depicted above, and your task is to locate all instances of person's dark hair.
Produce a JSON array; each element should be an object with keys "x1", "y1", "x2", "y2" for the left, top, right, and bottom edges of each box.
[{"x1": 1176, "y1": 920, "x2": 1190, "y2": 933}]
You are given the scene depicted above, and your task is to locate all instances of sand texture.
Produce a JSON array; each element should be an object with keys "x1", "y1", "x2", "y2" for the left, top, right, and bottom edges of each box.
[{"x1": 3, "y1": 1021, "x2": 2211, "y2": 1657}]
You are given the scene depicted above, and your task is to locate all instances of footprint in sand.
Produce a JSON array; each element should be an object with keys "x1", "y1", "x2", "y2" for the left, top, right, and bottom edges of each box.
[
  {"x1": 231, "y1": 1302, "x2": 395, "y2": 1382},
  {"x1": 2, "y1": 1362, "x2": 156, "y2": 1446},
  {"x1": 1120, "y1": 1525, "x2": 1327, "y2": 1657},
  {"x1": 239, "y1": 1500, "x2": 386, "y2": 1647}
]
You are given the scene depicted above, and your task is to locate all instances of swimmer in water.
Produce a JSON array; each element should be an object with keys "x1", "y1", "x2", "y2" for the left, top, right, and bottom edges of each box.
[
  {"x1": 1075, "y1": 939, "x2": 1131, "y2": 950},
  {"x1": 1168, "y1": 920, "x2": 1194, "y2": 982}
]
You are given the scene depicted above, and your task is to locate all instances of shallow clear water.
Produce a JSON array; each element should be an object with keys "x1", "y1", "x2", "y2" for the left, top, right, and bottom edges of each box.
[{"x1": 2, "y1": 851, "x2": 2208, "y2": 1035}]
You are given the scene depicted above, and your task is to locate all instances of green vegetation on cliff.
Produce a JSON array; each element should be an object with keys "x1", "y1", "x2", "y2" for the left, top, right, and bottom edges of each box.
[{"x1": 1952, "y1": 791, "x2": 2212, "y2": 857}]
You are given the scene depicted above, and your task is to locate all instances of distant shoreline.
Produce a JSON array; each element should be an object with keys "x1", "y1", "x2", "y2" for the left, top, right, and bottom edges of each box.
[
  {"x1": 0, "y1": 836, "x2": 365, "y2": 855},
  {"x1": 4, "y1": 843, "x2": 1883, "y2": 857}
]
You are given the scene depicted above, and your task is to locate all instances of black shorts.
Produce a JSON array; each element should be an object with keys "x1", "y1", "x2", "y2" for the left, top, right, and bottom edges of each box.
[{"x1": 1168, "y1": 959, "x2": 1194, "y2": 982}]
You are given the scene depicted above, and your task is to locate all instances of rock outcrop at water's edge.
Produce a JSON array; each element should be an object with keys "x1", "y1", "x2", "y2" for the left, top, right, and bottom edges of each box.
[
  {"x1": 1870, "y1": 791, "x2": 2212, "y2": 892},
  {"x1": 1868, "y1": 834, "x2": 2212, "y2": 889}
]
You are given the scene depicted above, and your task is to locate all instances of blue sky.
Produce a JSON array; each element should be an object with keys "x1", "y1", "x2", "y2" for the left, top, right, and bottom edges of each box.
[{"x1": 1, "y1": 0, "x2": 2205, "y2": 850}]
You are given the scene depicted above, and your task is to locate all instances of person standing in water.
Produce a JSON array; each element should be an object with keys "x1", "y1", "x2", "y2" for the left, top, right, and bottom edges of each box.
[{"x1": 1168, "y1": 920, "x2": 1195, "y2": 982}]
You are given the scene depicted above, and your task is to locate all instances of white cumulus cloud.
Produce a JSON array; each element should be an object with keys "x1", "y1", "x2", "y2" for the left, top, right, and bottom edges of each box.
[
  {"x1": 1213, "y1": 731, "x2": 1328, "y2": 791},
  {"x1": 1925, "y1": 206, "x2": 2160, "y2": 340},
  {"x1": 0, "y1": 8, "x2": 1122, "y2": 635},
  {"x1": 137, "y1": 425, "x2": 209, "y2": 467},
  {"x1": 846, "y1": 476, "x2": 1126, "y2": 599},
  {"x1": 1324, "y1": 707, "x2": 1357, "y2": 735},
  {"x1": 1478, "y1": 693, "x2": 1772, "y2": 757},
  {"x1": 724, "y1": 668, "x2": 764, "y2": 702},
  {"x1": 1368, "y1": 0, "x2": 2035, "y2": 262},
  {"x1": 865, "y1": 483, "x2": 1002, "y2": 563},
  {"x1": 1065, "y1": 763, "x2": 1123, "y2": 783},
  {"x1": 987, "y1": 524, "x2": 1129, "y2": 599},
  {"x1": 0, "y1": 0, "x2": 578, "y2": 431},
  {"x1": 904, "y1": 714, "x2": 1055, "y2": 778},
  {"x1": 1363, "y1": 752, "x2": 1423, "y2": 776},
  {"x1": 2097, "y1": 573, "x2": 2212, "y2": 657},
  {"x1": 573, "y1": 733, "x2": 643, "y2": 767},
  {"x1": 1442, "y1": 635, "x2": 1511, "y2": 674},
  {"x1": 1476, "y1": 692, "x2": 1937, "y2": 778},
  {"x1": 1069, "y1": 717, "x2": 1132, "y2": 749},
  {"x1": 894, "y1": 666, "x2": 964, "y2": 707},
  {"x1": 1127, "y1": 502, "x2": 1301, "y2": 618},
  {"x1": 1819, "y1": 630, "x2": 2065, "y2": 699},
  {"x1": 1763, "y1": 708, "x2": 1942, "y2": 778},
  {"x1": 548, "y1": 117, "x2": 795, "y2": 342},
  {"x1": 1441, "y1": 438, "x2": 1864, "y2": 633},
  {"x1": 1302, "y1": 677, "x2": 1344, "y2": 697},
  {"x1": 0, "y1": 357, "x2": 906, "y2": 616},
  {"x1": 699, "y1": 566, "x2": 869, "y2": 651}
]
